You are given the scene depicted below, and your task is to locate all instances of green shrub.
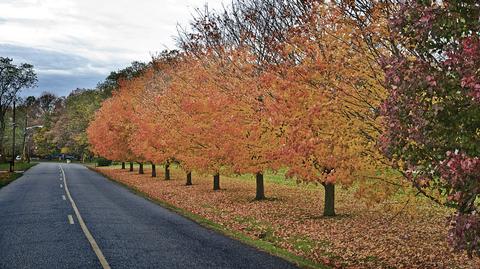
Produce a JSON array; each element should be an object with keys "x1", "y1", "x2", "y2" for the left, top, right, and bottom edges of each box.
[{"x1": 96, "y1": 158, "x2": 112, "y2": 167}]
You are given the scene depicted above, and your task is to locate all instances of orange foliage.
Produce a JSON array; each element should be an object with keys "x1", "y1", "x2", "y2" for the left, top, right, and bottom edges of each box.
[
  {"x1": 88, "y1": 3, "x2": 397, "y2": 206},
  {"x1": 261, "y1": 5, "x2": 387, "y2": 185},
  {"x1": 87, "y1": 95, "x2": 137, "y2": 162}
]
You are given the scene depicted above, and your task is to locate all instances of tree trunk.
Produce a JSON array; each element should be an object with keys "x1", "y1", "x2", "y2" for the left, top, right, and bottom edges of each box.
[
  {"x1": 10, "y1": 100, "x2": 16, "y2": 173},
  {"x1": 0, "y1": 113, "x2": 6, "y2": 163},
  {"x1": 129, "y1": 162, "x2": 133, "y2": 172},
  {"x1": 21, "y1": 110, "x2": 27, "y2": 162},
  {"x1": 138, "y1": 163, "x2": 144, "y2": 174},
  {"x1": 164, "y1": 162, "x2": 170, "y2": 180},
  {"x1": 151, "y1": 163, "x2": 156, "y2": 177},
  {"x1": 121, "y1": 162, "x2": 125, "y2": 169},
  {"x1": 186, "y1": 171, "x2": 192, "y2": 185},
  {"x1": 213, "y1": 173, "x2": 220, "y2": 190},
  {"x1": 255, "y1": 172, "x2": 265, "y2": 200},
  {"x1": 323, "y1": 183, "x2": 335, "y2": 217},
  {"x1": 26, "y1": 138, "x2": 31, "y2": 163}
]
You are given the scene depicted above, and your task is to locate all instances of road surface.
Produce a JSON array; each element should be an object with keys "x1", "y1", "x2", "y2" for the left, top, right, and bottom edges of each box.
[{"x1": 0, "y1": 163, "x2": 297, "y2": 269}]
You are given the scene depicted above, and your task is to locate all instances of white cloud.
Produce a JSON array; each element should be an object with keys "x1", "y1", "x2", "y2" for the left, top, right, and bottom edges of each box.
[
  {"x1": 0, "y1": 0, "x2": 227, "y2": 95},
  {"x1": 0, "y1": 0, "x2": 226, "y2": 65}
]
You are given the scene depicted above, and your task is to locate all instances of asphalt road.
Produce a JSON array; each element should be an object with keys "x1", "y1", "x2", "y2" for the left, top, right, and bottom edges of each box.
[{"x1": 0, "y1": 163, "x2": 298, "y2": 269}]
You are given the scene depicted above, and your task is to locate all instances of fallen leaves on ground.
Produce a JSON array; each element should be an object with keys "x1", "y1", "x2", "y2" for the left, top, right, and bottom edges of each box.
[
  {"x1": 0, "y1": 172, "x2": 15, "y2": 187},
  {"x1": 96, "y1": 166, "x2": 480, "y2": 269}
]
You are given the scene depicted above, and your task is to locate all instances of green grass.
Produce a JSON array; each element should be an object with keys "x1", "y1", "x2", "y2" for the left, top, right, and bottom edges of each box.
[
  {"x1": 0, "y1": 162, "x2": 38, "y2": 171},
  {"x1": 106, "y1": 162, "x2": 315, "y2": 189},
  {"x1": 232, "y1": 168, "x2": 290, "y2": 185},
  {"x1": 234, "y1": 171, "x2": 320, "y2": 190},
  {"x1": 90, "y1": 166, "x2": 329, "y2": 269},
  {"x1": 0, "y1": 162, "x2": 38, "y2": 189}
]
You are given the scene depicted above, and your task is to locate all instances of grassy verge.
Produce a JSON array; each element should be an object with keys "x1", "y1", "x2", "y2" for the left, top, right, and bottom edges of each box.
[
  {"x1": 0, "y1": 162, "x2": 38, "y2": 188},
  {"x1": 0, "y1": 162, "x2": 38, "y2": 171},
  {"x1": 0, "y1": 173, "x2": 23, "y2": 188},
  {"x1": 90, "y1": 166, "x2": 328, "y2": 269},
  {"x1": 107, "y1": 162, "x2": 310, "y2": 189}
]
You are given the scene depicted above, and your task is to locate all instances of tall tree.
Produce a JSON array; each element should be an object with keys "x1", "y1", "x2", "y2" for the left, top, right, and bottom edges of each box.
[
  {"x1": 167, "y1": 56, "x2": 239, "y2": 189},
  {"x1": 0, "y1": 57, "x2": 37, "y2": 161},
  {"x1": 49, "y1": 89, "x2": 103, "y2": 161},
  {"x1": 127, "y1": 53, "x2": 180, "y2": 179},
  {"x1": 87, "y1": 88, "x2": 140, "y2": 166},
  {"x1": 97, "y1": 61, "x2": 148, "y2": 97},
  {"x1": 30, "y1": 92, "x2": 65, "y2": 158},
  {"x1": 21, "y1": 96, "x2": 36, "y2": 161},
  {"x1": 266, "y1": 3, "x2": 394, "y2": 216},
  {"x1": 177, "y1": 1, "x2": 318, "y2": 197}
]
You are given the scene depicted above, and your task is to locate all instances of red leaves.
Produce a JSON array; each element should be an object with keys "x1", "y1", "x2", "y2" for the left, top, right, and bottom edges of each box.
[
  {"x1": 381, "y1": 1, "x2": 480, "y2": 257},
  {"x1": 449, "y1": 213, "x2": 480, "y2": 257}
]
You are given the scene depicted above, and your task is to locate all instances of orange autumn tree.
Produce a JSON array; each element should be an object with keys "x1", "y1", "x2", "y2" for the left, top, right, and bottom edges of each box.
[
  {"x1": 111, "y1": 77, "x2": 154, "y2": 174},
  {"x1": 166, "y1": 55, "x2": 242, "y2": 190},
  {"x1": 174, "y1": 1, "x2": 325, "y2": 199},
  {"x1": 150, "y1": 55, "x2": 200, "y2": 184},
  {"x1": 129, "y1": 53, "x2": 180, "y2": 179},
  {"x1": 118, "y1": 74, "x2": 151, "y2": 175},
  {"x1": 87, "y1": 95, "x2": 137, "y2": 168},
  {"x1": 88, "y1": 73, "x2": 153, "y2": 173},
  {"x1": 88, "y1": 60, "x2": 151, "y2": 171},
  {"x1": 210, "y1": 49, "x2": 283, "y2": 200},
  {"x1": 262, "y1": 3, "x2": 394, "y2": 216}
]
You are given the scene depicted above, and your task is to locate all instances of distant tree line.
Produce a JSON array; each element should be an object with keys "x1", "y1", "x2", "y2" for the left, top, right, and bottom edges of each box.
[{"x1": 21, "y1": 62, "x2": 148, "y2": 161}]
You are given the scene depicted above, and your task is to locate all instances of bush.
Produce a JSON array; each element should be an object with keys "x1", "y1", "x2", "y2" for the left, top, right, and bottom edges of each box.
[{"x1": 96, "y1": 158, "x2": 112, "y2": 167}]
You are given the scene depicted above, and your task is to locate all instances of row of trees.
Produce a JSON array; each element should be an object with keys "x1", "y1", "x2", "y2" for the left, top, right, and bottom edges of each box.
[
  {"x1": 88, "y1": 0, "x2": 479, "y2": 257},
  {"x1": 0, "y1": 57, "x2": 107, "y2": 163},
  {"x1": 89, "y1": 1, "x2": 391, "y2": 216},
  {"x1": 28, "y1": 90, "x2": 103, "y2": 161}
]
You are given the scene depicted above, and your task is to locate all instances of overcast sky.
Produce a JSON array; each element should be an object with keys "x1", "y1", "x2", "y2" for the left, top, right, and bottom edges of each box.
[{"x1": 0, "y1": 0, "x2": 225, "y2": 96}]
